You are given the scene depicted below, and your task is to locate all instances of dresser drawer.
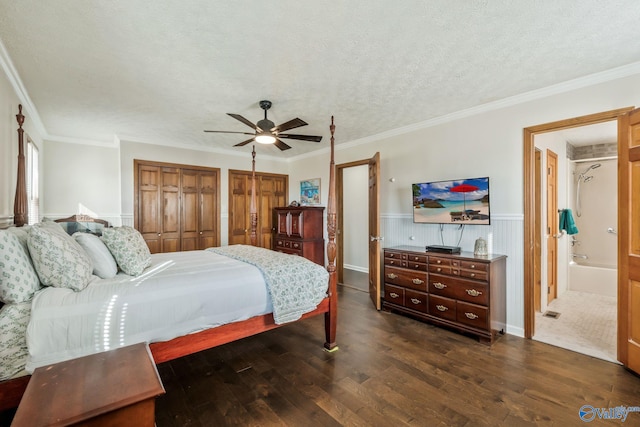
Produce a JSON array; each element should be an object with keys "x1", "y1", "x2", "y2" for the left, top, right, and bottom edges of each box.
[
  {"x1": 429, "y1": 274, "x2": 489, "y2": 305},
  {"x1": 384, "y1": 284, "x2": 405, "y2": 306},
  {"x1": 405, "y1": 289, "x2": 428, "y2": 313},
  {"x1": 405, "y1": 260, "x2": 427, "y2": 271},
  {"x1": 429, "y1": 295, "x2": 456, "y2": 321},
  {"x1": 428, "y1": 256, "x2": 452, "y2": 267},
  {"x1": 429, "y1": 264, "x2": 451, "y2": 275},
  {"x1": 405, "y1": 253, "x2": 427, "y2": 264},
  {"x1": 460, "y1": 260, "x2": 488, "y2": 272},
  {"x1": 384, "y1": 266, "x2": 427, "y2": 291},
  {"x1": 384, "y1": 257, "x2": 405, "y2": 268},
  {"x1": 456, "y1": 269, "x2": 488, "y2": 281},
  {"x1": 457, "y1": 301, "x2": 489, "y2": 330},
  {"x1": 384, "y1": 250, "x2": 406, "y2": 261}
]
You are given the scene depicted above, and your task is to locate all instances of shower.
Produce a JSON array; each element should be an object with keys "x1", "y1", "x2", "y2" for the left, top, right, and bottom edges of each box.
[{"x1": 575, "y1": 163, "x2": 601, "y2": 217}]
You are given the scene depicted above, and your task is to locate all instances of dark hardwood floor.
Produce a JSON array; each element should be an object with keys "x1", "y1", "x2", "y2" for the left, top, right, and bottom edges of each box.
[
  {"x1": 154, "y1": 285, "x2": 640, "y2": 426},
  {"x1": 2, "y1": 284, "x2": 637, "y2": 426}
]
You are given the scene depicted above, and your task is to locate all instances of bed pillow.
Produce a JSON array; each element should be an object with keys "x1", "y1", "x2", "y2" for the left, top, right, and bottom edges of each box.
[
  {"x1": 0, "y1": 302, "x2": 31, "y2": 381},
  {"x1": 0, "y1": 230, "x2": 41, "y2": 304},
  {"x1": 7, "y1": 226, "x2": 31, "y2": 252},
  {"x1": 73, "y1": 232, "x2": 118, "y2": 279},
  {"x1": 27, "y1": 222, "x2": 93, "y2": 291},
  {"x1": 101, "y1": 226, "x2": 151, "y2": 276}
]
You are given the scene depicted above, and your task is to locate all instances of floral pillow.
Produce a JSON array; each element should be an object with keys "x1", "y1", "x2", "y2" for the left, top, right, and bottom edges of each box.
[
  {"x1": 101, "y1": 226, "x2": 151, "y2": 276},
  {"x1": 0, "y1": 230, "x2": 41, "y2": 304},
  {"x1": 27, "y1": 222, "x2": 93, "y2": 291},
  {"x1": 0, "y1": 302, "x2": 31, "y2": 380}
]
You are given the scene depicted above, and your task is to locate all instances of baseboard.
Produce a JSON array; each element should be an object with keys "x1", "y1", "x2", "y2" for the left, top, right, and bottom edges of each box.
[{"x1": 344, "y1": 264, "x2": 369, "y2": 274}]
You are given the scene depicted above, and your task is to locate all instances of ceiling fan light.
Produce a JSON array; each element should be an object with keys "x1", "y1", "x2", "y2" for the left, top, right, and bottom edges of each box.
[{"x1": 255, "y1": 133, "x2": 276, "y2": 144}]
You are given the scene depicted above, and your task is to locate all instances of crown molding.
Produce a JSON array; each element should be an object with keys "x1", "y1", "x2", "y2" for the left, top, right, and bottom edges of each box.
[
  {"x1": 291, "y1": 61, "x2": 640, "y2": 162},
  {"x1": 0, "y1": 38, "x2": 47, "y2": 138}
]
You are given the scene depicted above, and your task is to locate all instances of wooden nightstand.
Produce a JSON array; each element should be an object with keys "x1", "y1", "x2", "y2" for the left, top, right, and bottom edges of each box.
[{"x1": 12, "y1": 343, "x2": 165, "y2": 426}]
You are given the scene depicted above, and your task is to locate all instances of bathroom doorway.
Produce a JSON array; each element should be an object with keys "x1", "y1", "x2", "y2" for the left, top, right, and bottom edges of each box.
[{"x1": 532, "y1": 121, "x2": 618, "y2": 362}]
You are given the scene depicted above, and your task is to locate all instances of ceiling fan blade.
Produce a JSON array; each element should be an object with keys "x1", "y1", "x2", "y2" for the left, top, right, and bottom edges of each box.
[
  {"x1": 274, "y1": 138, "x2": 292, "y2": 151},
  {"x1": 234, "y1": 138, "x2": 256, "y2": 147},
  {"x1": 278, "y1": 133, "x2": 323, "y2": 142},
  {"x1": 227, "y1": 113, "x2": 259, "y2": 131},
  {"x1": 204, "y1": 130, "x2": 255, "y2": 135},
  {"x1": 272, "y1": 118, "x2": 307, "y2": 133}
]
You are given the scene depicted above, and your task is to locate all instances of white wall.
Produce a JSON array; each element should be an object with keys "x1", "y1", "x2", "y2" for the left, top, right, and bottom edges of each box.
[
  {"x1": 43, "y1": 142, "x2": 121, "y2": 224},
  {"x1": 288, "y1": 72, "x2": 640, "y2": 336}
]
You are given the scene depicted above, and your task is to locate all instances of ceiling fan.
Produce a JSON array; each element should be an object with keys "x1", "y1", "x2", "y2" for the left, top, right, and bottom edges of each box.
[{"x1": 204, "y1": 100, "x2": 323, "y2": 151}]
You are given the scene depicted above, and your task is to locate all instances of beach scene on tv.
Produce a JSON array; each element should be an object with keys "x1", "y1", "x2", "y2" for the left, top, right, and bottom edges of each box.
[{"x1": 413, "y1": 177, "x2": 490, "y2": 225}]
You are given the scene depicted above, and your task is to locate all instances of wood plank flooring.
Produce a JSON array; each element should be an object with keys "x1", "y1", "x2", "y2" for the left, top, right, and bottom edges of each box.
[{"x1": 154, "y1": 286, "x2": 640, "y2": 426}]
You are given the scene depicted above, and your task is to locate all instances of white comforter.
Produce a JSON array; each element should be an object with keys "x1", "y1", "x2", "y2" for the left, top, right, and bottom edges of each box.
[{"x1": 26, "y1": 250, "x2": 272, "y2": 372}]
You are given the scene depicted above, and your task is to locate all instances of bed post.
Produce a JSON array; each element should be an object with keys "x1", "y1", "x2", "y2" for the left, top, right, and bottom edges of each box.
[
  {"x1": 249, "y1": 145, "x2": 258, "y2": 246},
  {"x1": 324, "y1": 116, "x2": 338, "y2": 351},
  {"x1": 13, "y1": 104, "x2": 28, "y2": 227}
]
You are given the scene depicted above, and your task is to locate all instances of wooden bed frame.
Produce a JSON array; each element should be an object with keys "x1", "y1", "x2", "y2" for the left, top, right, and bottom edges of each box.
[{"x1": 0, "y1": 106, "x2": 338, "y2": 411}]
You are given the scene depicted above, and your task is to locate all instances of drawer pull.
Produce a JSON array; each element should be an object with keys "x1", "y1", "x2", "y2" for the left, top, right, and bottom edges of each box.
[
  {"x1": 414, "y1": 264, "x2": 420, "y2": 268},
  {"x1": 465, "y1": 312, "x2": 479, "y2": 320},
  {"x1": 433, "y1": 282, "x2": 446, "y2": 289},
  {"x1": 387, "y1": 273, "x2": 398, "y2": 279},
  {"x1": 466, "y1": 289, "x2": 483, "y2": 297},
  {"x1": 389, "y1": 254, "x2": 395, "y2": 258},
  {"x1": 436, "y1": 259, "x2": 442, "y2": 264},
  {"x1": 436, "y1": 267, "x2": 442, "y2": 272},
  {"x1": 412, "y1": 256, "x2": 419, "y2": 261},
  {"x1": 389, "y1": 292, "x2": 399, "y2": 298},
  {"x1": 389, "y1": 260, "x2": 395, "y2": 265},
  {"x1": 470, "y1": 264, "x2": 476, "y2": 269},
  {"x1": 470, "y1": 273, "x2": 475, "y2": 277},
  {"x1": 412, "y1": 278, "x2": 424, "y2": 285},
  {"x1": 436, "y1": 305, "x2": 448, "y2": 312},
  {"x1": 410, "y1": 298, "x2": 422, "y2": 305}
]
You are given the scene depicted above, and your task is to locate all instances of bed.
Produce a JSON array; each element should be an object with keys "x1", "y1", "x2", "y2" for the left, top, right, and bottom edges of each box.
[{"x1": 0, "y1": 106, "x2": 339, "y2": 411}]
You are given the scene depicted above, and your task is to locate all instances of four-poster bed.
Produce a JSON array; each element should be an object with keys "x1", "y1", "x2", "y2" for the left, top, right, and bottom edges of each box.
[{"x1": 0, "y1": 106, "x2": 339, "y2": 411}]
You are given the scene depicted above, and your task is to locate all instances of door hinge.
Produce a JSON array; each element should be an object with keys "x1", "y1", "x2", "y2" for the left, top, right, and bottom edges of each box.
[
  {"x1": 548, "y1": 167, "x2": 551, "y2": 175},
  {"x1": 547, "y1": 287, "x2": 551, "y2": 294}
]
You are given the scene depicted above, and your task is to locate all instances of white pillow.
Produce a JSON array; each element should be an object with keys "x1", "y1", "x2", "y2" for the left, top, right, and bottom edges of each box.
[
  {"x1": 101, "y1": 226, "x2": 151, "y2": 276},
  {"x1": 28, "y1": 222, "x2": 93, "y2": 291},
  {"x1": 73, "y1": 232, "x2": 118, "y2": 279},
  {"x1": 0, "y1": 302, "x2": 31, "y2": 380},
  {"x1": 0, "y1": 230, "x2": 41, "y2": 304},
  {"x1": 6, "y1": 226, "x2": 31, "y2": 252}
]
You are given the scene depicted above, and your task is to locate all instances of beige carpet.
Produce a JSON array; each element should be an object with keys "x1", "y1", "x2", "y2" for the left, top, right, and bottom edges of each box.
[{"x1": 533, "y1": 290, "x2": 618, "y2": 363}]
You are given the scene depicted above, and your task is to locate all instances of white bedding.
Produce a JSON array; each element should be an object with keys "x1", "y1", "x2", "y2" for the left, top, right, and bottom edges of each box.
[{"x1": 26, "y1": 250, "x2": 272, "y2": 372}]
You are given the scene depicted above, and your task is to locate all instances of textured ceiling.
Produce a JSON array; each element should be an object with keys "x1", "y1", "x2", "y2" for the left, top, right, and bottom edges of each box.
[{"x1": 1, "y1": 1, "x2": 639, "y2": 158}]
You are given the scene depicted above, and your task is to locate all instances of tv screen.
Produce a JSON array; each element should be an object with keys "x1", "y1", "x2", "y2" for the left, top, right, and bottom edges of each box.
[{"x1": 412, "y1": 177, "x2": 490, "y2": 225}]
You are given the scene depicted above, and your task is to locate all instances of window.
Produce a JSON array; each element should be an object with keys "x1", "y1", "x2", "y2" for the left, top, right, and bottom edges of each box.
[{"x1": 26, "y1": 139, "x2": 39, "y2": 224}]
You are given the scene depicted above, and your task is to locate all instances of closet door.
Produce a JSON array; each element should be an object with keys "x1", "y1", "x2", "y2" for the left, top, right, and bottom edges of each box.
[
  {"x1": 182, "y1": 169, "x2": 219, "y2": 250},
  {"x1": 229, "y1": 173, "x2": 251, "y2": 246},
  {"x1": 135, "y1": 164, "x2": 180, "y2": 253},
  {"x1": 159, "y1": 167, "x2": 181, "y2": 252},
  {"x1": 258, "y1": 175, "x2": 287, "y2": 249},
  {"x1": 228, "y1": 170, "x2": 288, "y2": 248},
  {"x1": 135, "y1": 160, "x2": 220, "y2": 253}
]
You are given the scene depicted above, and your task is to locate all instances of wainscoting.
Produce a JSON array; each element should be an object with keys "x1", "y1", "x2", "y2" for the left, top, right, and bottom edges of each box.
[{"x1": 381, "y1": 213, "x2": 524, "y2": 336}]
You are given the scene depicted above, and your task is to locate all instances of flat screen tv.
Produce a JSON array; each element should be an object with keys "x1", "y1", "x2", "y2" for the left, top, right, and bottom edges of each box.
[{"x1": 412, "y1": 177, "x2": 490, "y2": 225}]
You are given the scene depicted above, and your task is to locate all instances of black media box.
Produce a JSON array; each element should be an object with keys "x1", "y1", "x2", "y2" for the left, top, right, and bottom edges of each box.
[{"x1": 425, "y1": 245, "x2": 461, "y2": 254}]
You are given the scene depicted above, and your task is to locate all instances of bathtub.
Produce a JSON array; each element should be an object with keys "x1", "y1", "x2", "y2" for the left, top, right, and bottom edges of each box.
[{"x1": 568, "y1": 262, "x2": 617, "y2": 298}]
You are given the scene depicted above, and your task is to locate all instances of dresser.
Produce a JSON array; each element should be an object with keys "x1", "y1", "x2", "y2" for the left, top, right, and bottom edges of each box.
[
  {"x1": 382, "y1": 245, "x2": 506, "y2": 343},
  {"x1": 273, "y1": 206, "x2": 325, "y2": 266}
]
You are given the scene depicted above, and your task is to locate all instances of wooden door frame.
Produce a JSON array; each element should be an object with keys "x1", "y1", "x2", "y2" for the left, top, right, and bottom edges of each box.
[
  {"x1": 523, "y1": 107, "x2": 633, "y2": 338},
  {"x1": 336, "y1": 159, "x2": 370, "y2": 284}
]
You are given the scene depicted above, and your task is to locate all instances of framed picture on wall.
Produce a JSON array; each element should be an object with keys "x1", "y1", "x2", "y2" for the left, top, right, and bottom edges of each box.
[{"x1": 300, "y1": 178, "x2": 321, "y2": 205}]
